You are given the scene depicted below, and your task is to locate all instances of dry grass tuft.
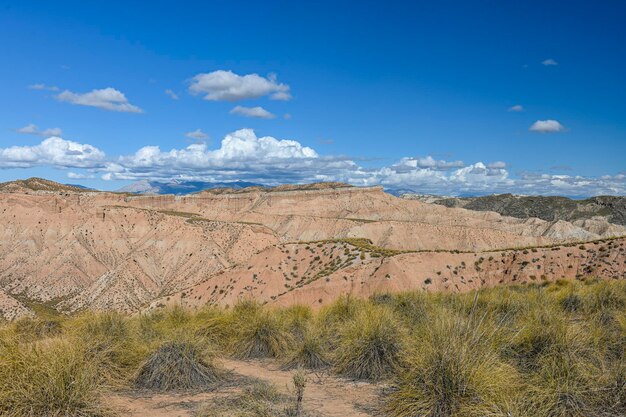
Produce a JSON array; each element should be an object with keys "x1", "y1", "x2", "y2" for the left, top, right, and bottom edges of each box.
[
  {"x1": 134, "y1": 339, "x2": 222, "y2": 391},
  {"x1": 334, "y1": 305, "x2": 405, "y2": 381},
  {"x1": 386, "y1": 307, "x2": 519, "y2": 417},
  {"x1": 282, "y1": 326, "x2": 330, "y2": 370},
  {"x1": 230, "y1": 303, "x2": 293, "y2": 359},
  {"x1": 0, "y1": 336, "x2": 111, "y2": 417}
]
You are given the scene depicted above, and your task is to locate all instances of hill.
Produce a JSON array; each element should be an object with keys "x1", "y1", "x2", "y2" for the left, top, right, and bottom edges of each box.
[
  {"x1": 402, "y1": 193, "x2": 626, "y2": 226},
  {"x1": 0, "y1": 177, "x2": 95, "y2": 194},
  {"x1": 0, "y1": 179, "x2": 624, "y2": 319}
]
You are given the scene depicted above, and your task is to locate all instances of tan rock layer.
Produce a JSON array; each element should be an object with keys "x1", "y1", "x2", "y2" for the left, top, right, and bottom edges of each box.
[{"x1": 0, "y1": 186, "x2": 624, "y2": 318}]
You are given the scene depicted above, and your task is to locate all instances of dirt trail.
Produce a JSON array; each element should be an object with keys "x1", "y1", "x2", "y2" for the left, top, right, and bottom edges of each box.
[
  {"x1": 107, "y1": 358, "x2": 381, "y2": 417},
  {"x1": 223, "y1": 359, "x2": 380, "y2": 417}
]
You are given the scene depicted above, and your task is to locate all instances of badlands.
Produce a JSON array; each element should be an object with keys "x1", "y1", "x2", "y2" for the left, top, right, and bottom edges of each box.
[{"x1": 0, "y1": 178, "x2": 625, "y2": 319}]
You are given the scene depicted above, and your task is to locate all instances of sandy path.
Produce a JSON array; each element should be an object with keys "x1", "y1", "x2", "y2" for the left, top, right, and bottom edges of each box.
[
  {"x1": 107, "y1": 358, "x2": 381, "y2": 417},
  {"x1": 222, "y1": 359, "x2": 380, "y2": 417}
]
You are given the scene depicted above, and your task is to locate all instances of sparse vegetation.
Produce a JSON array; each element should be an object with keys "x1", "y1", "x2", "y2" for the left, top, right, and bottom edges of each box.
[{"x1": 0, "y1": 279, "x2": 624, "y2": 416}]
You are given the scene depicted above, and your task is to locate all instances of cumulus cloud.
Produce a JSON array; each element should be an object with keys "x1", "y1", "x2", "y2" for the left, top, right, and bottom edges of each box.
[
  {"x1": 28, "y1": 83, "x2": 59, "y2": 91},
  {"x1": 542, "y1": 58, "x2": 558, "y2": 66},
  {"x1": 230, "y1": 105, "x2": 276, "y2": 119},
  {"x1": 2, "y1": 129, "x2": 622, "y2": 197},
  {"x1": 56, "y1": 88, "x2": 143, "y2": 113},
  {"x1": 189, "y1": 70, "x2": 291, "y2": 101},
  {"x1": 487, "y1": 161, "x2": 507, "y2": 169},
  {"x1": 0, "y1": 137, "x2": 105, "y2": 169},
  {"x1": 508, "y1": 105, "x2": 524, "y2": 112},
  {"x1": 16, "y1": 124, "x2": 63, "y2": 137},
  {"x1": 103, "y1": 129, "x2": 329, "y2": 182},
  {"x1": 185, "y1": 129, "x2": 208, "y2": 140},
  {"x1": 529, "y1": 119, "x2": 566, "y2": 133},
  {"x1": 165, "y1": 89, "x2": 179, "y2": 100},
  {"x1": 67, "y1": 172, "x2": 95, "y2": 179},
  {"x1": 391, "y1": 156, "x2": 464, "y2": 171}
]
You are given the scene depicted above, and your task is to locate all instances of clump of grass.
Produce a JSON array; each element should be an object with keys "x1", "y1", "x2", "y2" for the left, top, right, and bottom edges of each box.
[
  {"x1": 582, "y1": 280, "x2": 626, "y2": 314},
  {"x1": 334, "y1": 305, "x2": 405, "y2": 381},
  {"x1": 506, "y1": 307, "x2": 571, "y2": 371},
  {"x1": 386, "y1": 308, "x2": 519, "y2": 417},
  {"x1": 230, "y1": 303, "x2": 293, "y2": 359},
  {"x1": 559, "y1": 291, "x2": 583, "y2": 313},
  {"x1": 192, "y1": 305, "x2": 232, "y2": 346},
  {"x1": 522, "y1": 341, "x2": 606, "y2": 416},
  {"x1": 279, "y1": 304, "x2": 313, "y2": 341},
  {"x1": 317, "y1": 295, "x2": 367, "y2": 347},
  {"x1": 71, "y1": 311, "x2": 147, "y2": 382},
  {"x1": 10, "y1": 316, "x2": 62, "y2": 341},
  {"x1": 282, "y1": 325, "x2": 330, "y2": 370},
  {"x1": 134, "y1": 338, "x2": 222, "y2": 391},
  {"x1": 374, "y1": 291, "x2": 429, "y2": 325},
  {"x1": 197, "y1": 381, "x2": 287, "y2": 417},
  {"x1": 0, "y1": 336, "x2": 111, "y2": 417}
]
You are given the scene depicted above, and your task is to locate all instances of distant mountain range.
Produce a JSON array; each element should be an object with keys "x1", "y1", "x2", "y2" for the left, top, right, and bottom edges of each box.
[
  {"x1": 402, "y1": 193, "x2": 626, "y2": 226},
  {"x1": 117, "y1": 179, "x2": 264, "y2": 195}
]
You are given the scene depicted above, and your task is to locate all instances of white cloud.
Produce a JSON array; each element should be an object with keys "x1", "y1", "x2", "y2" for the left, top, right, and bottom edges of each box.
[
  {"x1": 98, "y1": 129, "x2": 626, "y2": 196},
  {"x1": 67, "y1": 172, "x2": 95, "y2": 179},
  {"x1": 189, "y1": 70, "x2": 291, "y2": 101},
  {"x1": 392, "y1": 156, "x2": 464, "y2": 171},
  {"x1": 28, "y1": 83, "x2": 59, "y2": 91},
  {"x1": 56, "y1": 88, "x2": 143, "y2": 113},
  {"x1": 508, "y1": 105, "x2": 524, "y2": 112},
  {"x1": 0, "y1": 137, "x2": 105, "y2": 169},
  {"x1": 2, "y1": 129, "x2": 622, "y2": 197},
  {"x1": 542, "y1": 58, "x2": 558, "y2": 66},
  {"x1": 529, "y1": 119, "x2": 566, "y2": 133},
  {"x1": 487, "y1": 161, "x2": 507, "y2": 169},
  {"x1": 185, "y1": 129, "x2": 208, "y2": 140},
  {"x1": 104, "y1": 129, "x2": 324, "y2": 181},
  {"x1": 230, "y1": 105, "x2": 276, "y2": 119},
  {"x1": 165, "y1": 89, "x2": 179, "y2": 100},
  {"x1": 16, "y1": 124, "x2": 63, "y2": 137}
]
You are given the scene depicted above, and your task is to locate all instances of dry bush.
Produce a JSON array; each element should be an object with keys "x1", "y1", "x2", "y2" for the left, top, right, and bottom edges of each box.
[{"x1": 134, "y1": 338, "x2": 222, "y2": 391}]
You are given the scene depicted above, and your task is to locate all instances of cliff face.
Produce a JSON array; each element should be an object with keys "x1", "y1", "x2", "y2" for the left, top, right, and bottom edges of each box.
[{"x1": 0, "y1": 184, "x2": 624, "y2": 319}]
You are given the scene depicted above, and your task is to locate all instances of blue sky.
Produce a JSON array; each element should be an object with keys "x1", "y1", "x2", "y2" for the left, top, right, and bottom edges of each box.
[{"x1": 0, "y1": 0, "x2": 624, "y2": 196}]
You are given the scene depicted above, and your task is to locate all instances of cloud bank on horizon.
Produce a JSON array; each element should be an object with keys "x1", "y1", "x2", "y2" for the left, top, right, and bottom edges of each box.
[{"x1": 1, "y1": 129, "x2": 624, "y2": 197}]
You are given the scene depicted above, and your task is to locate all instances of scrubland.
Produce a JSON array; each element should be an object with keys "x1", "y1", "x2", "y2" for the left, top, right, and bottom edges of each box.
[{"x1": 0, "y1": 278, "x2": 624, "y2": 417}]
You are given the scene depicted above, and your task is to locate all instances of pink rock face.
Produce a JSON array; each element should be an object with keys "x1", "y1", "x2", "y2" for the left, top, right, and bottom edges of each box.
[{"x1": 0, "y1": 183, "x2": 624, "y2": 319}]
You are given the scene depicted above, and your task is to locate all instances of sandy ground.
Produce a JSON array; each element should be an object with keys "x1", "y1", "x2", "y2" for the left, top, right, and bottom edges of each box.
[{"x1": 108, "y1": 358, "x2": 381, "y2": 417}]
